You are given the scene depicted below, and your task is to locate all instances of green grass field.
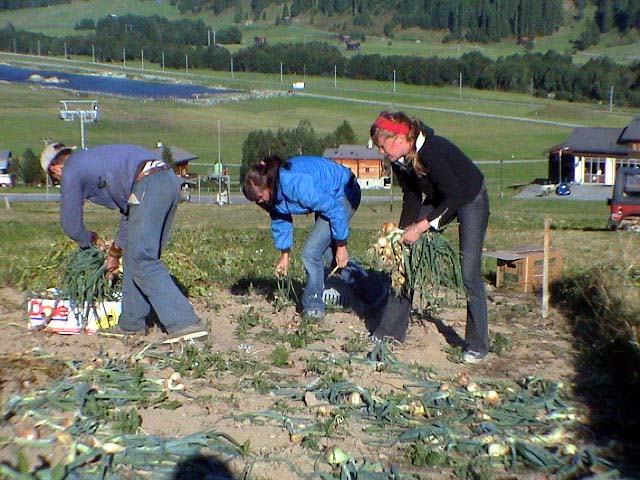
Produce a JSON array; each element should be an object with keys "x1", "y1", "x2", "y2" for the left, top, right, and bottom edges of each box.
[
  {"x1": 3, "y1": 0, "x2": 640, "y2": 64},
  {"x1": 1, "y1": 51, "x2": 637, "y2": 180}
]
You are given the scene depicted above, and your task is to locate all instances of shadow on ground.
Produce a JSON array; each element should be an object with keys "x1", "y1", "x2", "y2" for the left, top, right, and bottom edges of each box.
[
  {"x1": 171, "y1": 453, "x2": 235, "y2": 480},
  {"x1": 417, "y1": 312, "x2": 466, "y2": 349},
  {"x1": 552, "y1": 274, "x2": 640, "y2": 477}
]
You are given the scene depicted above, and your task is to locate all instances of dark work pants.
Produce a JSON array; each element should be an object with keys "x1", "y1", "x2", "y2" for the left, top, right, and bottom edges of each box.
[
  {"x1": 457, "y1": 186, "x2": 490, "y2": 354},
  {"x1": 372, "y1": 186, "x2": 490, "y2": 347}
]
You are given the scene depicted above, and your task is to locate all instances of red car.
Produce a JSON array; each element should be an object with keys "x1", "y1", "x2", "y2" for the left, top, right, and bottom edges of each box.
[{"x1": 608, "y1": 167, "x2": 640, "y2": 231}]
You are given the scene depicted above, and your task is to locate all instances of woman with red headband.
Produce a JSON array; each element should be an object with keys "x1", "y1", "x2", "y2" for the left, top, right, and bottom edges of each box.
[{"x1": 370, "y1": 111, "x2": 490, "y2": 364}]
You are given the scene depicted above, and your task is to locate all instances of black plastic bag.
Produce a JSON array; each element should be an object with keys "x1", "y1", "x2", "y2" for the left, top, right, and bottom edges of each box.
[{"x1": 370, "y1": 293, "x2": 412, "y2": 342}]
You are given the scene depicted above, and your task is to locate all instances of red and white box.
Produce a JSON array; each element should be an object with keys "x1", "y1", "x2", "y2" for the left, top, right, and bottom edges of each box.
[{"x1": 28, "y1": 298, "x2": 122, "y2": 334}]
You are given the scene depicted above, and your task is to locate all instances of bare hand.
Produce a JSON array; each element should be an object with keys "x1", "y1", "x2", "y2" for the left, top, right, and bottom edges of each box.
[
  {"x1": 90, "y1": 231, "x2": 106, "y2": 251},
  {"x1": 334, "y1": 245, "x2": 349, "y2": 269},
  {"x1": 275, "y1": 252, "x2": 290, "y2": 277},
  {"x1": 105, "y1": 255, "x2": 120, "y2": 281},
  {"x1": 401, "y1": 225, "x2": 421, "y2": 245}
]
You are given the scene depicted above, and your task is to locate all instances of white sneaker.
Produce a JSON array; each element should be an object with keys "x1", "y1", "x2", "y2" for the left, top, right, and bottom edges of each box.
[{"x1": 463, "y1": 350, "x2": 488, "y2": 364}]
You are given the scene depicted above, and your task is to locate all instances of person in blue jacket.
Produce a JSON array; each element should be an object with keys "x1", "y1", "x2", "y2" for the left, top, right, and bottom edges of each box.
[
  {"x1": 243, "y1": 154, "x2": 383, "y2": 320},
  {"x1": 40, "y1": 142, "x2": 207, "y2": 343}
]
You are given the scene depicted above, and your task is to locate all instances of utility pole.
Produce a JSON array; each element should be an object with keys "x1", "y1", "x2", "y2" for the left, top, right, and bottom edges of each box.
[
  {"x1": 609, "y1": 85, "x2": 614, "y2": 112},
  {"x1": 530, "y1": 78, "x2": 534, "y2": 106},
  {"x1": 393, "y1": 70, "x2": 396, "y2": 93},
  {"x1": 217, "y1": 120, "x2": 222, "y2": 204}
]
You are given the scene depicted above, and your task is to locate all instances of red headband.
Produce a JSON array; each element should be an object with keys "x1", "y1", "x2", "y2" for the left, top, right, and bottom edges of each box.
[{"x1": 374, "y1": 116, "x2": 410, "y2": 135}]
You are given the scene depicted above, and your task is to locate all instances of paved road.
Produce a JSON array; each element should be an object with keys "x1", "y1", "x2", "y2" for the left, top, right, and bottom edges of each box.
[
  {"x1": 2, "y1": 193, "x2": 396, "y2": 205},
  {"x1": 515, "y1": 183, "x2": 613, "y2": 201},
  {"x1": 298, "y1": 93, "x2": 584, "y2": 129}
]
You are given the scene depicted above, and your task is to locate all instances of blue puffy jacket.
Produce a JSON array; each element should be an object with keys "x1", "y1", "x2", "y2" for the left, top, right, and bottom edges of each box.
[{"x1": 270, "y1": 156, "x2": 357, "y2": 251}]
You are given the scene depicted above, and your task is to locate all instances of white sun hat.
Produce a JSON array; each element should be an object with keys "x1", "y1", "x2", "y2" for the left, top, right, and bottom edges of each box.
[{"x1": 40, "y1": 142, "x2": 75, "y2": 185}]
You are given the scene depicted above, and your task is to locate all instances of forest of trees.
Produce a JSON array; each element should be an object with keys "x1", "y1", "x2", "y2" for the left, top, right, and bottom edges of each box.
[
  {"x1": 3, "y1": 0, "x2": 640, "y2": 43},
  {"x1": 0, "y1": 15, "x2": 237, "y2": 69},
  {"x1": 392, "y1": 0, "x2": 564, "y2": 42},
  {"x1": 2, "y1": 20, "x2": 640, "y2": 106},
  {"x1": 0, "y1": 0, "x2": 68, "y2": 9},
  {"x1": 240, "y1": 120, "x2": 357, "y2": 178}
]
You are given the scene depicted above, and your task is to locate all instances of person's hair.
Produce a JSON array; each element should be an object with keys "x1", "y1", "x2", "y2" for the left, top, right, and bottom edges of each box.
[
  {"x1": 242, "y1": 155, "x2": 284, "y2": 202},
  {"x1": 370, "y1": 111, "x2": 426, "y2": 175},
  {"x1": 51, "y1": 148, "x2": 72, "y2": 168}
]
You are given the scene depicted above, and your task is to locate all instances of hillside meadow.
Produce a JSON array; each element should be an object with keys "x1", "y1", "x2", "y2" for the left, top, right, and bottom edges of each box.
[
  {"x1": 2, "y1": 0, "x2": 640, "y2": 64},
  {"x1": 1, "y1": 52, "x2": 637, "y2": 179}
]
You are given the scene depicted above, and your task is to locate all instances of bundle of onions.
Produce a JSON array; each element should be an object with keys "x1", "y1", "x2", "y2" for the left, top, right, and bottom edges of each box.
[
  {"x1": 372, "y1": 223, "x2": 408, "y2": 292},
  {"x1": 371, "y1": 223, "x2": 465, "y2": 306}
]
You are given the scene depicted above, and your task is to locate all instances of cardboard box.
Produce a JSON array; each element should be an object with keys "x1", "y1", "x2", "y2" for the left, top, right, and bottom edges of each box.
[
  {"x1": 484, "y1": 245, "x2": 564, "y2": 293},
  {"x1": 28, "y1": 298, "x2": 122, "y2": 334}
]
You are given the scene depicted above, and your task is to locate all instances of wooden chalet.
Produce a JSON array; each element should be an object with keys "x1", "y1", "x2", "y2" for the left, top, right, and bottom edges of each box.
[
  {"x1": 323, "y1": 142, "x2": 389, "y2": 189},
  {"x1": 548, "y1": 116, "x2": 640, "y2": 186},
  {"x1": 153, "y1": 143, "x2": 197, "y2": 178}
]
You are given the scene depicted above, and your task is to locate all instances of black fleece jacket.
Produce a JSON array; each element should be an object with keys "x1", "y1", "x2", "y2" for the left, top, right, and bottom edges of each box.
[{"x1": 391, "y1": 124, "x2": 484, "y2": 229}]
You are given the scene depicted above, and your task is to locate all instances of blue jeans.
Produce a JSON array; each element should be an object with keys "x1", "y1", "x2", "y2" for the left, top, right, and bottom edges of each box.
[
  {"x1": 300, "y1": 181, "x2": 363, "y2": 314},
  {"x1": 118, "y1": 169, "x2": 200, "y2": 334},
  {"x1": 457, "y1": 186, "x2": 490, "y2": 354}
]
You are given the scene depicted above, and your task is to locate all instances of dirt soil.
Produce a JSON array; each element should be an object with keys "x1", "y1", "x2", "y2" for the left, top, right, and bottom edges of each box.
[{"x1": 0, "y1": 284, "x2": 579, "y2": 479}]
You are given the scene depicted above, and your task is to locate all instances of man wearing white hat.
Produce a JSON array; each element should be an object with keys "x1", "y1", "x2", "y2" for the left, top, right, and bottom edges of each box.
[{"x1": 41, "y1": 142, "x2": 207, "y2": 343}]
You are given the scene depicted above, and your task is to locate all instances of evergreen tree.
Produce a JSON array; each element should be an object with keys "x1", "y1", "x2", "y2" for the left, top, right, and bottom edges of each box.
[
  {"x1": 234, "y1": 2, "x2": 244, "y2": 23},
  {"x1": 19, "y1": 148, "x2": 43, "y2": 186},
  {"x1": 334, "y1": 120, "x2": 357, "y2": 145},
  {"x1": 162, "y1": 145, "x2": 175, "y2": 169},
  {"x1": 596, "y1": 0, "x2": 615, "y2": 32}
]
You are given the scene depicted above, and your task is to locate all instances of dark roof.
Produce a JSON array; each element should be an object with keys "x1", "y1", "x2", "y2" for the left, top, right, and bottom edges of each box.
[
  {"x1": 619, "y1": 116, "x2": 640, "y2": 142},
  {"x1": 323, "y1": 144, "x2": 385, "y2": 161},
  {"x1": 152, "y1": 146, "x2": 197, "y2": 165},
  {"x1": 551, "y1": 127, "x2": 629, "y2": 155},
  {"x1": 0, "y1": 150, "x2": 11, "y2": 170}
]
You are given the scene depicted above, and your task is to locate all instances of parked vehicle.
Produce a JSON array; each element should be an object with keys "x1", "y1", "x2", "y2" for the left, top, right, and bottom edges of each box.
[
  {"x1": 0, "y1": 173, "x2": 13, "y2": 187},
  {"x1": 607, "y1": 167, "x2": 640, "y2": 231}
]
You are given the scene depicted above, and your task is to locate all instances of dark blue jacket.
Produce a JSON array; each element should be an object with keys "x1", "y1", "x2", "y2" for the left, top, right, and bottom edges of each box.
[{"x1": 60, "y1": 144, "x2": 160, "y2": 248}]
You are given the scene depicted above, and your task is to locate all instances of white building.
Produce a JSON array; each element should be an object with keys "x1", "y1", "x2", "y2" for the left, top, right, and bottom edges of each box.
[{"x1": 548, "y1": 116, "x2": 640, "y2": 186}]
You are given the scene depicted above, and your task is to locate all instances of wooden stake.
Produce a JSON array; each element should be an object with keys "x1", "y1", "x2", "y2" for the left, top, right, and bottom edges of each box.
[{"x1": 542, "y1": 217, "x2": 550, "y2": 318}]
